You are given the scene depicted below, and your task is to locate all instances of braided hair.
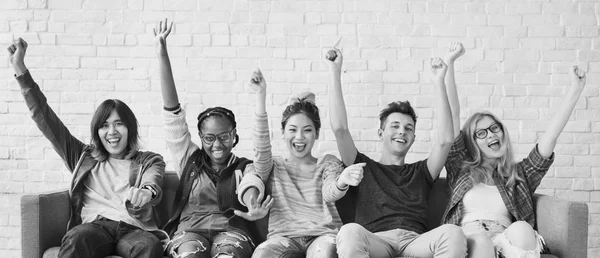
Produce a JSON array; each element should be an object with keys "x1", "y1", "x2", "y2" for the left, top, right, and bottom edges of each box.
[
  {"x1": 197, "y1": 106, "x2": 240, "y2": 147},
  {"x1": 281, "y1": 92, "x2": 321, "y2": 137}
]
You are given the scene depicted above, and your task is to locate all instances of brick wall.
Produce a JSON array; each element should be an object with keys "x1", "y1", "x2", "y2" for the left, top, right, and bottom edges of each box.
[{"x1": 1, "y1": 0, "x2": 599, "y2": 257}]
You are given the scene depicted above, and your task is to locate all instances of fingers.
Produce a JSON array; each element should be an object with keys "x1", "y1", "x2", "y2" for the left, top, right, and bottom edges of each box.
[
  {"x1": 326, "y1": 49, "x2": 337, "y2": 62},
  {"x1": 257, "y1": 191, "x2": 264, "y2": 204},
  {"x1": 163, "y1": 18, "x2": 168, "y2": 32},
  {"x1": 431, "y1": 57, "x2": 446, "y2": 69},
  {"x1": 21, "y1": 38, "x2": 28, "y2": 50},
  {"x1": 260, "y1": 195, "x2": 274, "y2": 210},
  {"x1": 251, "y1": 68, "x2": 263, "y2": 83},
  {"x1": 166, "y1": 20, "x2": 174, "y2": 36},
  {"x1": 573, "y1": 66, "x2": 585, "y2": 79},
  {"x1": 6, "y1": 44, "x2": 15, "y2": 54},
  {"x1": 233, "y1": 210, "x2": 250, "y2": 220}
]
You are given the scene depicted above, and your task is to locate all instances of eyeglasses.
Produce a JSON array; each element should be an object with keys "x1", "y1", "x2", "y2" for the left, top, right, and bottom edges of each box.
[
  {"x1": 200, "y1": 130, "x2": 234, "y2": 145},
  {"x1": 474, "y1": 123, "x2": 502, "y2": 139}
]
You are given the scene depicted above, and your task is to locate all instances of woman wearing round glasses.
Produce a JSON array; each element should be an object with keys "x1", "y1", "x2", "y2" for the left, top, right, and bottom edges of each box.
[
  {"x1": 441, "y1": 42, "x2": 587, "y2": 258},
  {"x1": 154, "y1": 20, "x2": 268, "y2": 258}
]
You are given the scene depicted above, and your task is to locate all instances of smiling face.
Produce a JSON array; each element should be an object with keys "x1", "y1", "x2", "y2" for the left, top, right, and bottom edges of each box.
[
  {"x1": 282, "y1": 113, "x2": 318, "y2": 160},
  {"x1": 379, "y1": 112, "x2": 416, "y2": 157},
  {"x1": 199, "y1": 116, "x2": 235, "y2": 166},
  {"x1": 474, "y1": 116, "x2": 507, "y2": 163},
  {"x1": 97, "y1": 110, "x2": 129, "y2": 159}
]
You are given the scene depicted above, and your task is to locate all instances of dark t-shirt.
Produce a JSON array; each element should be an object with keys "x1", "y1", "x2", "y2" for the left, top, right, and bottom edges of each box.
[{"x1": 335, "y1": 152, "x2": 435, "y2": 234}]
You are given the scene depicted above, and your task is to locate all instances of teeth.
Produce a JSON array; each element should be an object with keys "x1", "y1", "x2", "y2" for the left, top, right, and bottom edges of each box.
[
  {"x1": 293, "y1": 143, "x2": 306, "y2": 148},
  {"x1": 213, "y1": 150, "x2": 224, "y2": 158},
  {"x1": 394, "y1": 139, "x2": 406, "y2": 143}
]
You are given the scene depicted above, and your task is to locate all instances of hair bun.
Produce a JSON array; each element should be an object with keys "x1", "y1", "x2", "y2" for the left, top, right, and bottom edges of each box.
[{"x1": 288, "y1": 92, "x2": 316, "y2": 106}]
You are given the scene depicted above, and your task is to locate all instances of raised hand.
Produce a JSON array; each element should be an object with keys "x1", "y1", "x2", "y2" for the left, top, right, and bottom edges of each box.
[
  {"x1": 248, "y1": 68, "x2": 266, "y2": 94},
  {"x1": 337, "y1": 163, "x2": 366, "y2": 188},
  {"x1": 445, "y1": 42, "x2": 465, "y2": 62},
  {"x1": 153, "y1": 18, "x2": 173, "y2": 57},
  {"x1": 127, "y1": 187, "x2": 153, "y2": 207},
  {"x1": 570, "y1": 66, "x2": 586, "y2": 90},
  {"x1": 430, "y1": 57, "x2": 448, "y2": 82},
  {"x1": 325, "y1": 48, "x2": 343, "y2": 72},
  {"x1": 234, "y1": 195, "x2": 273, "y2": 221},
  {"x1": 7, "y1": 37, "x2": 28, "y2": 66}
]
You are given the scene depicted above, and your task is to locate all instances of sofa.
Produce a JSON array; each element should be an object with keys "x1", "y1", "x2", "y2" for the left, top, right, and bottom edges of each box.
[{"x1": 21, "y1": 173, "x2": 588, "y2": 258}]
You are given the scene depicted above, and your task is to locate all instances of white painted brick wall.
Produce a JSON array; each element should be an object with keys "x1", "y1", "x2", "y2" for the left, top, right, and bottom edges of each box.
[{"x1": 1, "y1": 0, "x2": 599, "y2": 257}]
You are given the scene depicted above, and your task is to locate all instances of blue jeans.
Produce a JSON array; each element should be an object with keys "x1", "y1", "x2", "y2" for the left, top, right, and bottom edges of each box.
[
  {"x1": 166, "y1": 230, "x2": 254, "y2": 258},
  {"x1": 252, "y1": 234, "x2": 337, "y2": 258},
  {"x1": 58, "y1": 217, "x2": 162, "y2": 258}
]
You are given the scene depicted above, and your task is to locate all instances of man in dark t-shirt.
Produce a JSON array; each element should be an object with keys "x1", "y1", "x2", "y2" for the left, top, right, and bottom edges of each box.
[{"x1": 324, "y1": 48, "x2": 467, "y2": 257}]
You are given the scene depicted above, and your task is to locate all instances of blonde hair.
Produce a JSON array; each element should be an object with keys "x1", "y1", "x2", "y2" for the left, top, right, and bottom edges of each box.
[{"x1": 461, "y1": 112, "x2": 522, "y2": 188}]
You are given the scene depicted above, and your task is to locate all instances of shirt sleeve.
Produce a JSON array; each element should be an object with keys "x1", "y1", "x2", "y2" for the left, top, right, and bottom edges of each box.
[
  {"x1": 161, "y1": 107, "x2": 199, "y2": 178},
  {"x1": 519, "y1": 144, "x2": 555, "y2": 194},
  {"x1": 252, "y1": 112, "x2": 274, "y2": 180},
  {"x1": 237, "y1": 163, "x2": 266, "y2": 206},
  {"x1": 321, "y1": 154, "x2": 347, "y2": 202},
  {"x1": 445, "y1": 131, "x2": 470, "y2": 188}
]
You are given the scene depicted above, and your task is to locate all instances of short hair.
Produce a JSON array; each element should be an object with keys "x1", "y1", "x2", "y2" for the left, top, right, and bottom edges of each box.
[
  {"x1": 379, "y1": 101, "x2": 417, "y2": 129},
  {"x1": 281, "y1": 92, "x2": 321, "y2": 136},
  {"x1": 90, "y1": 99, "x2": 139, "y2": 161},
  {"x1": 197, "y1": 106, "x2": 239, "y2": 147}
]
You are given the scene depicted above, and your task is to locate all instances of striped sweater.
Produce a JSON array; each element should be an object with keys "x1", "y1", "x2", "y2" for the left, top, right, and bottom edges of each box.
[{"x1": 238, "y1": 112, "x2": 344, "y2": 238}]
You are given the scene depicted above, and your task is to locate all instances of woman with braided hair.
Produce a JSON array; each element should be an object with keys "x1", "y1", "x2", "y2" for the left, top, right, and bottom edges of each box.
[{"x1": 154, "y1": 19, "x2": 270, "y2": 258}]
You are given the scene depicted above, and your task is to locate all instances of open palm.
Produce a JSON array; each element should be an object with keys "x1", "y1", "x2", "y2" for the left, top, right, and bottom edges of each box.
[{"x1": 153, "y1": 18, "x2": 173, "y2": 57}]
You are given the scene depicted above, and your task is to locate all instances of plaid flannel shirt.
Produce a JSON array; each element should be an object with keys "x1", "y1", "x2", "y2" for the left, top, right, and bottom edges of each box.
[{"x1": 442, "y1": 131, "x2": 554, "y2": 228}]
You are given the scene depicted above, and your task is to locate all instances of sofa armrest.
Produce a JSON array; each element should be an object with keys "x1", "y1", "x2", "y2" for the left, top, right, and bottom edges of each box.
[
  {"x1": 21, "y1": 190, "x2": 70, "y2": 258},
  {"x1": 534, "y1": 194, "x2": 588, "y2": 258}
]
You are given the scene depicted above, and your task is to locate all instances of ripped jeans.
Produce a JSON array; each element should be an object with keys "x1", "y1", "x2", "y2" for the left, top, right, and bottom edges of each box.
[
  {"x1": 462, "y1": 220, "x2": 546, "y2": 258},
  {"x1": 252, "y1": 234, "x2": 337, "y2": 258},
  {"x1": 166, "y1": 230, "x2": 253, "y2": 258}
]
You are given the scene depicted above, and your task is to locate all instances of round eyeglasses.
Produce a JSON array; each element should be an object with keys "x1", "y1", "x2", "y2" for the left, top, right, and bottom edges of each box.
[{"x1": 200, "y1": 130, "x2": 234, "y2": 145}]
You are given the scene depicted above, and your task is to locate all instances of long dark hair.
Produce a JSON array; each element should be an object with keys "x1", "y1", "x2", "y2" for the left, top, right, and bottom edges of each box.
[{"x1": 90, "y1": 99, "x2": 140, "y2": 161}]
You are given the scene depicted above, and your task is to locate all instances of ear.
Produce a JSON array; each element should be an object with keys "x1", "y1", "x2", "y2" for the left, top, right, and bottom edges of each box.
[
  {"x1": 315, "y1": 129, "x2": 320, "y2": 140},
  {"x1": 377, "y1": 128, "x2": 383, "y2": 139},
  {"x1": 232, "y1": 128, "x2": 237, "y2": 136}
]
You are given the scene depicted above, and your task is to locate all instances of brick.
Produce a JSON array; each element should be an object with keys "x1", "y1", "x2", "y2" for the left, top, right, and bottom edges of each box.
[
  {"x1": 528, "y1": 26, "x2": 564, "y2": 37},
  {"x1": 520, "y1": 38, "x2": 555, "y2": 50},
  {"x1": 505, "y1": 50, "x2": 540, "y2": 61},
  {"x1": 514, "y1": 74, "x2": 549, "y2": 85},
  {"x1": 522, "y1": 14, "x2": 559, "y2": 26},
  {"x1": 432, "y1": 26, "x2": 465, "y2": 37},
  {"x1": 502, "y1": 61, "x2": 538, "y2": 73}
]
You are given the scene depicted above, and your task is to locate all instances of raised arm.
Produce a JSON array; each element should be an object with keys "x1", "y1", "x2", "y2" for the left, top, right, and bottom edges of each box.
[
  {"x1": 325, "y1": 48, "x2": 358, "y2": 166},
  {"x1": 426, "y1": 58, "x2": 454, "y2": 180},
  {"x1": 235, "y1": 69, "x2": 275, "y2": 220},
  {"x1": 155, "y1": 19, "x2": 199, "y2": 175},
  {"x1": 154, "y1": 19, "x2": 178, "y2": 108},
  {"x1": 248, "y1": 68, "x2": 273, "y2": 178},
  {"x1": 444, "y1": 42, "x2": 465, "y2": 138},
  {"x1": 537, "y1": 66, "x2": 586, "y2": 158},
  {"x1": 8, "y1": 38, "x2": 86, "y2": 172}
]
